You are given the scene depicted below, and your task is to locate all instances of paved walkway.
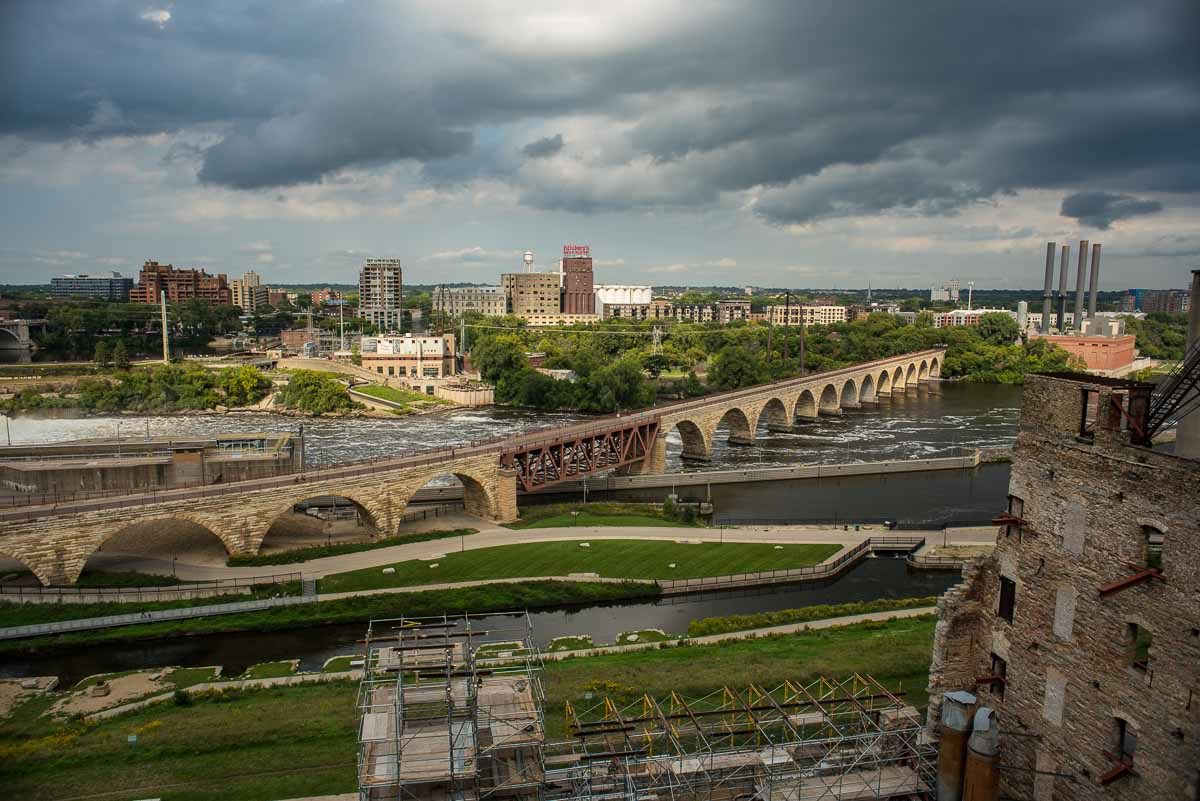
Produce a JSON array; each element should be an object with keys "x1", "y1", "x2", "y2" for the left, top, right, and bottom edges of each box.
[{"x1": 94, "y1": 519, "x2": 999, "y2": 582}]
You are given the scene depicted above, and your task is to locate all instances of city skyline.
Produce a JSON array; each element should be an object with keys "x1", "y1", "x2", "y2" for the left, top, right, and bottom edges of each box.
[{"x1": 1, "y1": 1, "x2": 1197, "y2": 288}]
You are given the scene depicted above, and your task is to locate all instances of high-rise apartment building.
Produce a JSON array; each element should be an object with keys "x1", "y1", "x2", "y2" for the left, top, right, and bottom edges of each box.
[
  {"x1": 1121, "y1": 288, "x2": 1190, "y2": 314},
  {"x1": 230, "y1": 270, "x2": 269, "y2": 313},
  {"x1": 358, "y1": 259, "x2": 404, "y2": 332},
  {"x1": 50, "y1": 272, "x2": 133, "y2": 301},
  {"x1": 129, "y1": 261, "x2": 231, "y2": 305}
]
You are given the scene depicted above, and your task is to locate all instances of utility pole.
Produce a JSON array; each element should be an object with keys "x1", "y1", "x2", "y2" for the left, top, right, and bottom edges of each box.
[
  {"x1": 967, "y1": 281, "x2": 975, "y2": 311},
  {"x1": 160, "y1": 290, "x2": 169, "y2": 363},
  {"x1": 339, "y1": 301, "x2": 345, "y2": 351},
  {"x1": 799, "y1": 309, "x2": 806, "y2": 376}
]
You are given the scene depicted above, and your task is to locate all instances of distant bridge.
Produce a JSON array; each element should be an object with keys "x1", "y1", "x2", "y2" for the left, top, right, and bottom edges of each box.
[
  {"x1": 0, "y1": 348, "x2": 944, "y2": 584},
  {"x1": 0, "y1": 319, "x2": 45, "y2": 350}
]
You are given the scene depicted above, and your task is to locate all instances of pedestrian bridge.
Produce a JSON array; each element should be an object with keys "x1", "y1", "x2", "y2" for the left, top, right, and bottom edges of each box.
[{"x1": 0, "y1": 348, "x2": 943, "y2": 584}]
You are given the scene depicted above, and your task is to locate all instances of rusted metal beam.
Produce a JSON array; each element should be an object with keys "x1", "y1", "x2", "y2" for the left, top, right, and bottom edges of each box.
[{"x1": 1099, "y1": 568, "x2": 1164, "y2": 597}]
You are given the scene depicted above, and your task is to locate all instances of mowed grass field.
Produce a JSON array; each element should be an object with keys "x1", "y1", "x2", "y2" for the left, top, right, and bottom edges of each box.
[
  {"x1": 319, "y1": 540, "x2": 842, "y2": 593},
  {"x1": 1, "y1": 616, "x2": 935, "y2": 801}
]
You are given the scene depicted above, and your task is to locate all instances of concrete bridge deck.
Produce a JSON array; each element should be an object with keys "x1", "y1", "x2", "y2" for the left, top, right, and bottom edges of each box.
[{"x1": 0, "y1": 348, "x2": 945, "y2": 585}]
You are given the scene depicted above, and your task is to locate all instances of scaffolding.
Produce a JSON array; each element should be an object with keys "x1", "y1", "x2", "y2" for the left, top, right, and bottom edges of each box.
[{"x1": 357, "y1": 617, "x2": 934, "y2": 801}]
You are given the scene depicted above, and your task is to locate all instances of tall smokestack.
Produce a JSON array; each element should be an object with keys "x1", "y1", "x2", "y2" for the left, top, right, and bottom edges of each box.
[
  {"x1": 1087, "y1": 243, "x2": 1101, "y2": 334},
  {"x1": 1056, "y1": 244, "x2": 1070, "y2": 331},
  {"x1": 1177, "y1": 270, "x2": 1200, "y2": 459},
  {"x1": 1041, "y1": 242, "x2": 1056, "y2": 334},
  {"x1": 1072, "y1": 240, "x2": 1088, "y2": 331}
]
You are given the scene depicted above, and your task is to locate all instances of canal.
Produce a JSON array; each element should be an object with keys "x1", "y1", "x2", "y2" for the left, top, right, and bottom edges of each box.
[{"x1": 1, "y1": 557, "x2": 959, "y2": 685}]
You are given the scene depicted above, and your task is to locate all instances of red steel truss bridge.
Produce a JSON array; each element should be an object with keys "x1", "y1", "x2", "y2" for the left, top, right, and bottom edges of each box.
[{"x1": 501, "y1": 418, "x2": 659, "y2": 492}]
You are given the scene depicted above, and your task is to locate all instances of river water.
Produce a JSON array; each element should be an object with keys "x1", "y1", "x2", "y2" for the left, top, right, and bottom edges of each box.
[
  {"x1": 5, "y1": 382, "x2": 1020, "y2": 471},
  {"x1": 2, "y1": 558, "x2": 959, "y2": 685}
]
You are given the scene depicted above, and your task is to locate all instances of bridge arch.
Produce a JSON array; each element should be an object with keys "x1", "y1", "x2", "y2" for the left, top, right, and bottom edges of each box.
[
  {"x1": 401, "y1": 471, "x2": 498, "y2": 526},
  {"x1": 840, "y1": 379, "x2": 858, "y2": 408},
  {"x1": 918, "y1": 360, "x2": 929, "y2": 381},
  {"x1": 794, "y1": 390, "x2": 818, "y2": 419},
  {"x1": 758, "y1": 397, "x2": 791, "y2": 431},
  {"x1": 715, "y1": 406, "x2": 755, "y2": 445},
  {"x1": 670, "y1": 419, "x2": 711, "y2": 461},
  {"x1": 876, "y1": 369, "x2": 891, "y2": 395},
  {"x1": 75, "y1": 516, "x2": 237, "y2": 584},
  {"x1": 905, "y1": 363, "x2": 917, "y2": 386},
  {"x1": 0, "y1": 327, "x2": 22, "y2": 350},
  {"x1": 818, "y1": 384, "x2": 840, "y2": 414},
  {"x1": 0, "y1": 548, "x2": 54, "y2": 587},
  {"x1": 859, "y1": 373, "x2": 876, "y2": 404},
  {"x1": 259, "y1": 494, "x2": 380, "y2": 555},
  {"x1": 892, "y1": 366, "x2": 905, "y2": 391},
  {"x1": 930, "y1": 357, "x2": 941, "y2": 377}
]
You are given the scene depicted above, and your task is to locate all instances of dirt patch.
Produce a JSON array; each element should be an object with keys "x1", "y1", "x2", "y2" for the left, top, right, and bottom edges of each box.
[
  {"x1": 50, "y1": 671, "x2": 172, "y2": 718},
  {"x1": 0, "y1": 676, "x2": 57, "y2": 718}
]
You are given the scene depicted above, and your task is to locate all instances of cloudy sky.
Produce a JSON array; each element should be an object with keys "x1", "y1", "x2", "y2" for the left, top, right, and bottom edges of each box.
[{"x1": 1, "y1": 1, "x2": 1197, "y2": 290}]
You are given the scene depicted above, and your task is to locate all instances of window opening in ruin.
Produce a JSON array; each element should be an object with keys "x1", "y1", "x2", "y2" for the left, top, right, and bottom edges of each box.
[
  {"x1": 1142, "y1": 526, "x2": 1164, "y2": 571},
  {"x1": 989, "y1": 653, "x2": 1007, "y2": 700},
  {"x1": 1128, "y1": 623, "x2": 1152, "y2": 672},
  {"x1": 1114, "y1": 717, "x2": 1137, "y2": 763},
  {"x1": 1078, "y1": 388, "x2": 1099, "y2": 442},
  {"x1": 998, "y1": 576, "x2": 1017, "y2": 623},
  {"x1": 1003, "y1": 495, "x2": 1024, "y2": 537}
]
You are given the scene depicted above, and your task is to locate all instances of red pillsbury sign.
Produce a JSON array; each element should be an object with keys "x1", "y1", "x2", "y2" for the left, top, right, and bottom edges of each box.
[{"x1": 562, "y1": 244, "x2": 590, "y2": 257}]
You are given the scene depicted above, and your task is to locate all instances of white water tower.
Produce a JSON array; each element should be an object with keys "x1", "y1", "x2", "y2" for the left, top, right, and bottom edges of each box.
[{"x1": 523, "y1": 251, "x2": 535, "y2": 273}]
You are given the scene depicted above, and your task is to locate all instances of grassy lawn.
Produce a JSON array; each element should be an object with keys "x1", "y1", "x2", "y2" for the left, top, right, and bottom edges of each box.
[
  {"x1": 686, "y1": 596, "x2": 939, "y2": 637},
  {"x1": 0, "y1": 616, "x2": 935, "y2": 801},
  {"x1": 0, "y1": 581, "x2": 657, "y2": 655},
  {"x1": 236, "y1": 661, "x2": 297, "y2": 680},
  {"x1": 615, "y1": 628, "x2": 671, "y2": 645},
  {"x1": 228, "y1": 529, "x2": 477, "y2": 567},
  {"x1": 548, "y1": 635, "x2": 594, "y2": 652},
  {"x1": 321, "y1": 656, "x2": 356, "y2": 673},
  {"x1": 352, "y1": 384, "x2": 449, "y2": 413},
  {"x1": 319, "y1": 540, "x2": 842, "y2": 594},
  {"x1": 506, "y1": 502, "x2": 698, "y2": 530},
  {"x1": 1, "y1": 569, "x2": 185, "y2": 588}
]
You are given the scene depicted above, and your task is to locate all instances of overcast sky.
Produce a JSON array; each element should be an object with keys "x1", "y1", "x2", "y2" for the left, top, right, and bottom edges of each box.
[{"x1": 1, "y1": 1, "x2": 1197, "y2": 289}]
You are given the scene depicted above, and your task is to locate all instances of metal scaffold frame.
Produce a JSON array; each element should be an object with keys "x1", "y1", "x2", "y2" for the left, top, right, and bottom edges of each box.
[{"x1": 357, "y1": 617, "x2": 933, "y2": 801}]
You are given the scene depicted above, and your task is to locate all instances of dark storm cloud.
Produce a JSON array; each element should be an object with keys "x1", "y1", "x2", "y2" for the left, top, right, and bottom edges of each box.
[
  {"x1": 522, "y1": 134, "x2": 564, "y2": 159},
  {"x1": 1059, "y1": 191, "x2": 1165, "y2": 229},
  {"x1": 1, "y1": 0, "x2": 1197, "y2": 215}
]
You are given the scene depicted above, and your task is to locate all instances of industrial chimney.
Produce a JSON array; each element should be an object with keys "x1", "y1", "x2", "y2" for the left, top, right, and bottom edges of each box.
[
  {"x1": 1072, "y1": 240, "x2": 1088, "y2": 331},
  {"x1": 1056, "y1": 244, "x2": 1070, "y2": 331},
  {"x1": 1041, "y1": 242, "x2": 1056, "y2": 334},
  {"x1": 1086, "y1": 243, "x2": 1102, "y2": 334}
]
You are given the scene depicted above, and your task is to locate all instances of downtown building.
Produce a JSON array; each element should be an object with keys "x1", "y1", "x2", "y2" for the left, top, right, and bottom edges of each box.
[
  {"x1": 769, "y1": 304, "x2": 847, "y2": 326},
  {"x1": 358, "y1": 258, "x2": 404, "y2": 332},
  {"x1": 50, "y1": 272, "x2": 133, "y2": 301},
  {"x1": 230, "y1": 270, "x2": 269, "y2": 314},
  {"x1": 431, "y1": 285, "x2": 508, "y2": 318},
  {"x1": 129, "y1": 261, "x2": 231, "y2": 305}
]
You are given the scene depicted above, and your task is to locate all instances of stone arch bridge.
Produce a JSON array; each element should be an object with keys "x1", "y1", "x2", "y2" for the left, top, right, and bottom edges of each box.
[{"x1": 0, "y1": 348, "x2": 943, "y2": 585}]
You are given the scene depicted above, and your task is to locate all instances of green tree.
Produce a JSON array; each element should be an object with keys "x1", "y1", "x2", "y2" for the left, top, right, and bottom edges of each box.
[
  {"x1": 111, "y1": 340, "x2": 130, "y2": 369},
  {"x1": 707, "y1": 343, "x2": 768, "y2": 390},
  {"x1": 471, "y1": 334, "x2": 527, "y2": 383},
  {"x1": 275, "y1": 370, "x2": 357, "y2": 414},
  {"x1": 977, "y1": 312, "x2": 1020, "y2": 345},
  {"x1": 94, "y1": 340, "x2": 112, "y2": 367},
  {"x1": 914, "y1": 311, "x2": 935, "y2": 328},
  {"x1": 217, "y1": 365, "x2": 272, "y2": 407}
]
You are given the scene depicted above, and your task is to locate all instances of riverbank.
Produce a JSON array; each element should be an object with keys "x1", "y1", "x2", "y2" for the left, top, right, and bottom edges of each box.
[{"x1": 0, "y1": 614, "x2": 936, "y2": 801}]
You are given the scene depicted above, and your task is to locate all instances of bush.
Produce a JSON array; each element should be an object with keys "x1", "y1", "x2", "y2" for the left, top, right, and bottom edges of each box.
[{"x1": 172, "y1": 689, "x2": 193, "y2": 706}]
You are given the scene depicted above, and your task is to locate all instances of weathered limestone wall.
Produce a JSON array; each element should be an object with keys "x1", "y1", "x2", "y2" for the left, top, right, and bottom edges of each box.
[
  {"x1": 928, "y1": 374, "x2": 1200, "y2": 801},
  {"x1": 0, "y1": 452, "x2": 514, "y2": 585}
]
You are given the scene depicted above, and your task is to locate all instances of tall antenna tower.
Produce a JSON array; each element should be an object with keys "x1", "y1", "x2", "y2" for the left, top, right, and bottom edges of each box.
[{"x1": 523, "y1": 250, "x2": 535, "y2": 273}]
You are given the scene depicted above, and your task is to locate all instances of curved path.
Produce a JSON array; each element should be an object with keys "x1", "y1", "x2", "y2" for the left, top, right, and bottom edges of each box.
[{"x1": 92, "y1": 519, "x2": 997, "y2": 583}]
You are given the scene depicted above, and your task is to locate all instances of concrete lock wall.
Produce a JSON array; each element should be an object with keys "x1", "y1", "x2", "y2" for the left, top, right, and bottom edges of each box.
[{"x1": 0, "y1": 452, "x2": 516, "y2": 586}]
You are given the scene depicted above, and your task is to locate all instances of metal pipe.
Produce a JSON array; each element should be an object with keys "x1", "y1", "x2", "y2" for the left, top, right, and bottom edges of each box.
[
  {"x1": 1056, "y1": 244, "x2": 1070, "y2": 331},
  {"x1": 937, "y1": 690, "x2": 977, "y2": 801},
  {"x1": 1087, "y1": 243, "x2": 1102, "y2": 331},
  {"x1": 1073, "y1": 239, "x2": 1088, "y2": 331},
  {"x1": 963, "y1": 707, "x2": 1001, "y2": 801},
  {"x1": 1041, "y1": 242, "x2": 1056, "y2": 334}
]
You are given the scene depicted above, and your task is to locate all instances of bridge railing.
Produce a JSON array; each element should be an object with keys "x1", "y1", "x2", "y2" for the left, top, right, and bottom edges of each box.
[
  {"x1": 0, "y1": 571, "x2": 302, "y2": 602},
  {"x1": 0, "y1": 349, "x2": 946, "y2": 517}
]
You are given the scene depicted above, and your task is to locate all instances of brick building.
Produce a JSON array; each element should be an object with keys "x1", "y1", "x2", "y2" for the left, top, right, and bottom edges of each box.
[
  {"x1": 927, "y1": 373, "x2": 1200, "y2": 800},
  {"x1": 1038, "y1": 334, "x2": 1137, "y2": 372},
  {"x1": 501, "y1": 273, "x2": 561, "y2": 318},
  {"x1": 129, "y1": 261, "x2": 231, "y2": 305},
  {"x1": 561, "y1": 255, "x2": 595, "y2": 314},
  {"x1": 360, "y1": 334, "x2": 456, "y2": 379}
]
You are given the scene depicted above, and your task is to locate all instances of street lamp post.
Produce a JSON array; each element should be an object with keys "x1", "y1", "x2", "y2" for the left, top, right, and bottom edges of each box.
[{"x1": 967, "y1": 281, "x2": 975, "y2": 311}]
